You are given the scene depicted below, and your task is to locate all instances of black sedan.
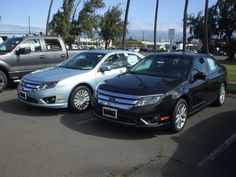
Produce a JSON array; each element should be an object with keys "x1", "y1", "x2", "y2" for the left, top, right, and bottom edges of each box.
[{"x1": 93, "y1": 53, "x2": 227, "y2": 132}]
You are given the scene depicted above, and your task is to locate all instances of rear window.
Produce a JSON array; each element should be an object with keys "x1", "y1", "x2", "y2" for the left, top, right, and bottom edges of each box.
[{"x1": 44, "y1": 39, "x2": 62, "y2": 51}]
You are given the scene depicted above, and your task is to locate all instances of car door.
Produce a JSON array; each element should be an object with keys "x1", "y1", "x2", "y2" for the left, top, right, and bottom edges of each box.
[
  {"x1": 189, "y1": 57, "x2": 209, "y2": 110},
  {"x1": 95, "y1": 53, "x2": 127, "y2": 85},
  {"x1": 42, "y1": 38, "x2": 67, "y2": 67},
  {"x1": 205, "y1": 57, "x2": 222, "y2": 102},
  {"x1": 12, "y1": 39, "x2": 44, "y2": 77}
]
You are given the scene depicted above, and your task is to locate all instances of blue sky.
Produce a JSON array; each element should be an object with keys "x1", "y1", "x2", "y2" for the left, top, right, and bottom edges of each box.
[{"x1": 0, "y1": 0, "x2": 217, "y2": 30}]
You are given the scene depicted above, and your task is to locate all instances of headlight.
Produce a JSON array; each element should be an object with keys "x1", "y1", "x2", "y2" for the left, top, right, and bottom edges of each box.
[
  {"x1": 37, "y1": 82, "x2": 58, "y2": 91},
  {"x1": 135, "y1": 94, "x2": 163, "y2": 107}
]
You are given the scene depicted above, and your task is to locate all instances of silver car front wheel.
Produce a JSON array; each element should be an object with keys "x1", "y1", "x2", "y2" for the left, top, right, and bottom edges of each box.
[{"x1": 69, "y1": 86, "x2": 92, "y2": 112}]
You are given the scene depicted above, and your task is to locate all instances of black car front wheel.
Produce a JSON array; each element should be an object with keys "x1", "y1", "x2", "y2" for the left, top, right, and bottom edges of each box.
[
  {"x1": 213, "y1": 83, "x2": 226, "y2": 106},
  {"x1": 69, "y1": 86, "x2": 92, "y2": 113},
  {"x1": 171, "y1": 99, "x2": 188, "y2": 133}
]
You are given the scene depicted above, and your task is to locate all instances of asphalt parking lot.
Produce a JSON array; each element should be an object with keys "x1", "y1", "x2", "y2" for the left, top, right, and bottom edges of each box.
[{"x1": 0, "y1": 86, "x2": 236, "y2": 177}]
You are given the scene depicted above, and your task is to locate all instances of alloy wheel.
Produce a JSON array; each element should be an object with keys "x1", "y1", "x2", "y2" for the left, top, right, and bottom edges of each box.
[
  {"x1": 73, "y1": 89, "x2": 91, "y2": 111},
  {"x1": 175, "y1": 103, "x2": 187, "y2": 130},
  {"x1": 219, "y1": 83, "x2": 226, "y2": 104}
]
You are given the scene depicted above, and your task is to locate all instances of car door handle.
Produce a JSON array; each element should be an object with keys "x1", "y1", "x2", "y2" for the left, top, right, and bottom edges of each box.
[
  {"x1": 39, "y1": 55, "x2": 44, "y2": 59},
  {"x1": 61, "y1": 54, "x2": 66, "y2": 58}
]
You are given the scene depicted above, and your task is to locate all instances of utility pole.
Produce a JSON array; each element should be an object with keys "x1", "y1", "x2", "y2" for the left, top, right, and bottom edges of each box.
[
  {"x1": 183, "y1": 0, "x2": 189, "y2": 52},
  {"x1": 204, "y1": 0, "x2": 209, "y2": 54},
  {"x1": 46, "y1": 0, "x2": 54, "y2": 35},
  {"x1": 28, "y1": 16, "x2": 31, "y2": 35},
  {"x1": 122, "y1": 0, "x2": 131, "y2": 49}
]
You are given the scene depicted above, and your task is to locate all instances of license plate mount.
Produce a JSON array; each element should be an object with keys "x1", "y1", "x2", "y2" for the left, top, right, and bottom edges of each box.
[
  {"x1": 19, "y1": 91, "x2": 27, "y2": 100},
  {"x1": 102, "y1": 107, "x2": 117, "y2": 119}
]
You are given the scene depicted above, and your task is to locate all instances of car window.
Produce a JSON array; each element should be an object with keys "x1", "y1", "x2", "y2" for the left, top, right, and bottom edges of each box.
[
  {"x1": 206, "y1": 57, "x2": 218, "y2": 73},
  {"x1": 103, "y1": 54, "x2": 126, "y2": 69},
  {"x1": 130, "y1": 55, "x2": 192, "y2": 79},
  {"x1": 44, "y1": 39, "x2": 62, "y2": 51},
  {"x1": 59, "y1": 53, "x2": 105, "y2": 70},
  {"x1": 127, "y1": 54, "x2": 140, "y2": 65},
  {"x1": 18, "y1": 39, "x2": 42, "y2": 53},
  {"x1": 133, "y1": 57, "x2": 152, "y2": 71},
  {"x1": 192, "y1": 57, "x2": 207, "y2": 75},
  {"x1": 0, "y1": 37, "x2": 22, "y2": 52}
]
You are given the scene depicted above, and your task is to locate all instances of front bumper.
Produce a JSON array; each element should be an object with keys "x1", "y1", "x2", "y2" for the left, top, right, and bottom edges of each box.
[
  {"x1": 17, "y1": 86, "x2": 69, "y2": 109},
  {"x1": 93, "y1": 101, "x2": 172, "y2": 128}
]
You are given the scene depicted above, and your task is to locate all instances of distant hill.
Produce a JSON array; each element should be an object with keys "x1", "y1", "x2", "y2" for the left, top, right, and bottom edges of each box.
[
  {"x1": 0, "y1": 23, "x2": 184, "y2": 41},
  {"x1": 0, "y1": 24, "x2": 45, "y2": 36}
]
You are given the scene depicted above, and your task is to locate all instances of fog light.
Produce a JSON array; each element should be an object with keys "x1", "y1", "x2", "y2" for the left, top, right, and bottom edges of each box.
[{"x1": 43, "y1": 96, "x2": 56, "y2": 104}]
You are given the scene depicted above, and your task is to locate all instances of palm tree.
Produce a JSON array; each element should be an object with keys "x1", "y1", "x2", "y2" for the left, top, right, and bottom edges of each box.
[
  {"x1": 153, "y1": 0, "x2": 159, "y2": 52},
  {"x1": 183, "y1": 0, "x2": 189, "y2": 52},
  {"x1": 122, "y1": 0, "x2": 131, "y2": 49},
  {"x1": 204, "y1": 0, "x2": 209, "y2": 53},
  {"x1": 46, "y1": 0, "x2": 54, "y2": 35}
]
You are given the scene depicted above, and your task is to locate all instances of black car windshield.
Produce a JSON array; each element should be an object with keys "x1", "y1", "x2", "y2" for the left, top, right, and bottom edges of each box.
[
  {"x1": 0, "y1": 37, "x2": 23, "y2": 52},
  {"x1": 59, "y1": 52, "x2": 105, "y2": 70},
  {"x1": 129, "y1": 54, "x2": 193, "y2": 79}
]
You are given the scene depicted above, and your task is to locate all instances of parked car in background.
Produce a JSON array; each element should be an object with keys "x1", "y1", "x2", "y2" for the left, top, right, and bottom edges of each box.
[
  {"x1": 94, "y1": 52, "x2": 227, "y2": 132},
  {"x1": 0, "y1": 36, "x2": 79, "y2": 92},
  {"x1": 17, "y1": 50, "x2": 144, "y2": 112}
]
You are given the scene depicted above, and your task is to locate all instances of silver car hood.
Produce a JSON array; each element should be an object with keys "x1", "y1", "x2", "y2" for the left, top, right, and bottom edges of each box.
[{"x1": 23, "y1": 67, "x2": 89, "y2": 82}]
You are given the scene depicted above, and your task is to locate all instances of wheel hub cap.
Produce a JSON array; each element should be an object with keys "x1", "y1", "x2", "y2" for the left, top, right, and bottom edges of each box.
[
  {"x1": 175, "y1": 103, "x2": 187, "y2": 129},
  {"x1": 74, "y1": 89, "x2": 90, "y2": 110}
]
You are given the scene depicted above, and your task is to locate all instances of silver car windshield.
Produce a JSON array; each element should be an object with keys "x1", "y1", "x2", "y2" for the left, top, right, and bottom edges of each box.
[{"x1": 60, "y1": 52, "x2": 105, "y2": 70}]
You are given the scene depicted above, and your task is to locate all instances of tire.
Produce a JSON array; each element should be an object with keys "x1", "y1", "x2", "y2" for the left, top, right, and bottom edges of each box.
[
  {"x1": 0, "y1": 70, "x2": 8, "y2": 92},
  {"x1": 69, "y1": 86, "x2": 92, "y2": 113},
  {"x1": 171, "y1": 99, "x2": 188, "y2": 133},
  {"x1": 213, "y1": 83, "x2": 226, "y2": 106}
]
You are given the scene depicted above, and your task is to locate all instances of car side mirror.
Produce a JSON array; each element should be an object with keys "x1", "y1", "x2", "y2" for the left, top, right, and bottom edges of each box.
[
  {"x1": 193, "y1": 72, "x2": 206, "y2": 80},
  {"x1": 16, "y1": 47, "x2": 31, "y2": 55},
  {"x1": 100, "y1": 65, "x2": 111, "y2": 72}
]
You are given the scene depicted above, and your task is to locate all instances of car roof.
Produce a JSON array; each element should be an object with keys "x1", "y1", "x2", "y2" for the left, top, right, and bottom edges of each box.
[
  {"x1": 77, "y1": 50, "x2": 142, "y2": 55},
  {"x1": 150, "y1": 52, "x2": 210, "y2": 59}
]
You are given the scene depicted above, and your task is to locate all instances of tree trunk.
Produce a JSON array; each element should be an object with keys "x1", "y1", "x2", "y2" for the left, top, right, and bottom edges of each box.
[
  {"x1": 153, "y1": 0, "x2": 159, "y2": 52},
  {"x1": 122, "y1": 0, "x2": 131, "y2": 50},
  {"x1": 46, "y1": 0, "x2": 54, "y2": 36},
  {"x1": 204, "y1": 0, "x2": 209, "y2": 54},
  {"x1": 183, "y1": 0, "x2": 189, "y2": 53}
]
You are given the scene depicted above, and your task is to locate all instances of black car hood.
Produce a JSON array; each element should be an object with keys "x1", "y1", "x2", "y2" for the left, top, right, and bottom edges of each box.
[{"x1": 100, "y1": 73, "x2": 183, "y2": 95}]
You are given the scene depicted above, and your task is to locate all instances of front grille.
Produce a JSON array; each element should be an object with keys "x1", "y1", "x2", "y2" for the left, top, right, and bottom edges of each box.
[
  {"x1": 96, "y1": 89, "x2": 139, "y2": 110},
  {"x1": 20, "y1": 79, "x2": 41, "y2": 92}
]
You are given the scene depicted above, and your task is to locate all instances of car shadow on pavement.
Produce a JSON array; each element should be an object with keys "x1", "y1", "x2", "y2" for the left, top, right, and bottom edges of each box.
[
  {"x1": 160, "y1": 110, "x2": 236, "y2": 177},
  {"x1": 0, "y1": 98, "x2": 69, "y2": 117},
  {"x1": 60, "y1": 110, "x2": 172, "y2": 140}
]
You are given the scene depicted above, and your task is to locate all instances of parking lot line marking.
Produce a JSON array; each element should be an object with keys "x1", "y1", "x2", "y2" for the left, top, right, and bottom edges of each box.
[
  {"x1": 198, "y1": 132, "x2": 236, "y2": 167},
  {"x1": 76, "y1": 118, "x2": 96, "y2": 125}
]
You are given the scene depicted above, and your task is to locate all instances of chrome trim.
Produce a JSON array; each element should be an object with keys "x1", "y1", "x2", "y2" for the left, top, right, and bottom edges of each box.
[
  {"x1": 97, "y1": 89, "x2": 163, "y2": 99},
  {"x1": 97, "y1": 89, "x2": 140, "y2": 99},
  {"x1": 98, "y1": 99, "x2": 133, "y2": 110},
  {"x1": 140, "y1": 118, "x2": 160, "y2": 126},
  {"x1": 97, "y1": 94, "x2": 138, "y2": 105}
]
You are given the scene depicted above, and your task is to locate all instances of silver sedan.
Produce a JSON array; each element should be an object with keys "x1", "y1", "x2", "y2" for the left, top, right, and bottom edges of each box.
[{"x1": 17, "y1": 50, "x2": 144, "y2": 112}]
